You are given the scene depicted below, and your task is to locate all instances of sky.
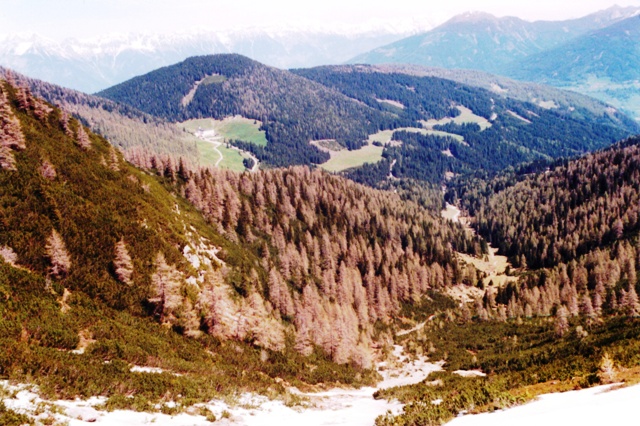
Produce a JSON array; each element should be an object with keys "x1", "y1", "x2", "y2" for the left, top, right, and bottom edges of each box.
[{"x1": 2, "y1": 0, "x2": 640, "y2": 40}]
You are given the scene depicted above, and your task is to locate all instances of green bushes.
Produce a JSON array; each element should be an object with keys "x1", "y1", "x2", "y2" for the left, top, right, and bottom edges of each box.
[
  {"x1": 0, "y1": 401, "x2": 31, "y2": 426},
  {"x1": 378, "y1": 315, "x2": 640, "y2": 425}
]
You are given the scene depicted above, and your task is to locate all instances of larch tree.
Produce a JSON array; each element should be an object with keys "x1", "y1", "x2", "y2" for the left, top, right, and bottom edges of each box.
[
  {"x1": 39, "y1": 159, "x2": 57, "y2": 181},
  {"x1": 76, "y1": 124, "x2": 92, "y2": 150},
  {"x1": 149, "y1": 252, "x2": 183, "y2": 325},
  {"x1": 46, "y1": 229, "x2": 72, "y2": 278},
  {"x1": 554, "y1": 306, "x2": 569, "y2": 338},
  {"x1": 0, "y1": 245, "x2": 19, "y2": 267},
  {"x1": 113, "y1": 238, "x2": 134, "y2": 285},
  {"x1": 0, "y1": 83, "x2": 26, "y2": 170}
]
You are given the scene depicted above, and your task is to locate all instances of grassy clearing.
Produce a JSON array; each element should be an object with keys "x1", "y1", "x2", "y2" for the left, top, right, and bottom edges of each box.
[
  {"x1": 179, "y1": 117, "x2": 267, "y2": 147},
  {"x1": 201, "y1": 74, "x2": 227, "y2": 85},
  {"x1": 423, "y1": 106, "x2": 492, "y2": 130},
  {"x1": 458, "y1": 250, "x2": 516, "y2": 288},
  {"x1": 212, "y1": 116, "x2": 267, "y2": 147},
  {"x1": 321, "y1": 126, "x2": 467, "y2": 173},
  {"x1": 370, "y1": 128, "x2": 464, "y2": 144},
  {"x1": 320, "y1": 142, "x2": 384, "y2": 173},
  {"x1": 368, "y1": 130, "x2": 395, "y2": 144},
  {"x1": 178, "y1": 118, "x2": 216, "y2": 133},
  {"x1": 217, "y1": 144, "x2": 249, "y2": 172},
  {"x1": 179, "y1": 119, "x2": 255, "y2": 172},
  {"x1": 195, "y1": 140, "x2": 248, "y2": 172}
]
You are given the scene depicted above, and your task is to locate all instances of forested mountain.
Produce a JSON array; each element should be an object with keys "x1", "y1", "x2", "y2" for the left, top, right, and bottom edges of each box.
[
  {"x1": 98, "y1": 54, "x2": 404, "y2": 166},
  {"x1": 349, "y1": 6, "x2": 639, "y2": 73},
  {"x1": 444, "y1": 136, "x2": 640, "y2": 322},
  {"x1": 295, "y1": 65, "x2": 637, "y2": 184},
  {"x1": 0, "y1": 79, "x2": 485, "y2": 408},
  {"x1": 99, "y1": 56, "x2": 637, "y2": 183},
  {"x1": 0, "y1": 67, "x2": 199, "y2": 164},
  {"x1": 506, "y1": 15, "x2": 640, "y2": 120},
  {"x1": 366, "y1": 64, "x2": 636, "y2": 122}
]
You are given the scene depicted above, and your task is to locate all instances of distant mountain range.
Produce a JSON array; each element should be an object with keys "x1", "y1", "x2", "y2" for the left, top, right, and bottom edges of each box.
[
  {"x1": 506, "y1": 15, "x2": 640, "y2": 119},
  {"x1": 0, "y1": 29, "x2": 409, "y2": 93},
  {"x1": 349, "y1": 6, "x2": 640, "y2": 120},
  {"x1": 349, "y1": 6, "x2": 638, "y2": 72}
]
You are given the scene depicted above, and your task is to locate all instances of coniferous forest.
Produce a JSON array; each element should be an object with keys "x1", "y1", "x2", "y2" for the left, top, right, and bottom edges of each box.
[{"x1": 2, "y1": 48, "x2": 640, "y2": 426}]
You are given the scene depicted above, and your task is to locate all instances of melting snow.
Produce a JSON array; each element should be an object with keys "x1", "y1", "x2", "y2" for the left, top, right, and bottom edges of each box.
[
  {"x1": 0, "y1": 344, "x2": 442, "y2": 425},
  {"x1": 447, "y1": 383, "x2": 640, "y2": 426}
]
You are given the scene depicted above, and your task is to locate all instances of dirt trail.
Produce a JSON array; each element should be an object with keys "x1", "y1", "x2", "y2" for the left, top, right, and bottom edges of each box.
[{"x1": 195, "y1": 128, "x2": 260, "y2": 172}]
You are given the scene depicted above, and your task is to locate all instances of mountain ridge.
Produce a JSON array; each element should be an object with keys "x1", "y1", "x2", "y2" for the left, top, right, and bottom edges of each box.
[
  {"x1": 348, "y1": 6, "x2": 640, "y2": 74},
  {"x1": 0, "y1": 29, "x2": 411, "y2": 93}
]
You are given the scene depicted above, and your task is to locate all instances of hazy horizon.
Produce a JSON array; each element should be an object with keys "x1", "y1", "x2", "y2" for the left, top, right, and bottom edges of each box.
[{"x1": 2, "y1": 0, "x2": 639, "y2": 42}]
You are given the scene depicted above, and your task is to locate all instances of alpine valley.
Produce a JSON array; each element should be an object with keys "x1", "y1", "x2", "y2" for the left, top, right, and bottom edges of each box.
[{"x1": 2, "y1": 5, "x2": 640, "y2": 426}]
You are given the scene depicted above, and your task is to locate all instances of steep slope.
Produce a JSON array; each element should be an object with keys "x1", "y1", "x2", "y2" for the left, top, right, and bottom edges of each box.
[
  {"x1": 0, "y1": 79, "x2": 485, "y2": 407},
  {"x1": 349, "y1": 6, "x2": 639, "y2": 73},
  {"x1": 506, "y1": 15, "x2": 640, "y2": 120},
  {"x1": 454, "y1": 136, "x2": 640, "y2": 270},
  {"x1": 294, "y1": 65, "x2": 637, "y2": 185},
  {"x1": 0, "y1": 67, "x2": 199, "y2": 165},
  {"x1": 371, "y1": 136, "x2": 640, "y2": 426},
  {"x1": 0, "y1": 30, "x2": 407, "y2": 93},
  {"x1": 446, "y1": 135, "x2": 640, "y2": 320}
]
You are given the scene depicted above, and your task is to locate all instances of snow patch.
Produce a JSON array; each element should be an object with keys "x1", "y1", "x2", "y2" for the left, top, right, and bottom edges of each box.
[
  {"x1": 453, "y1": 369, "x2": 486, "y2": 377},
  {"x1": 447, "y1": 383, "x2": 639, "y2": 426},
  {"x1": 0, "y1": 345, "x2": 443, "y2": 426},
  {"x1": 130, "y1": 365, "x2": 166, "y2": 374}
]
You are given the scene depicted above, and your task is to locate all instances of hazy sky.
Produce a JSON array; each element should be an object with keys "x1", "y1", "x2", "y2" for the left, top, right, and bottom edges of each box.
[{"x1": 2, "y1": 0, "x2": 640, "y2": 40}]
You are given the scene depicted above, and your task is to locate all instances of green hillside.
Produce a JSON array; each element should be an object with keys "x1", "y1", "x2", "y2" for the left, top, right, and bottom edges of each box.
[
  {"x1": 0, "y1": 79, "x2": 488, "y2": 413},
  {"x1": 98, "y1": 54, "x2": 399, "y2": 166},
  {"x1": 294, "y1": 66, "x2": 637, "y2": 185},
  {"x1": 98, "y1": 55, "x2": 637, "y2": 185}
]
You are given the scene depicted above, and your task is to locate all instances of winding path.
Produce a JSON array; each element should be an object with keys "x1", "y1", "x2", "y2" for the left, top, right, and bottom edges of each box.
[{"x1": 195, "y1": 128, "x2": 260, "y2": 172}]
